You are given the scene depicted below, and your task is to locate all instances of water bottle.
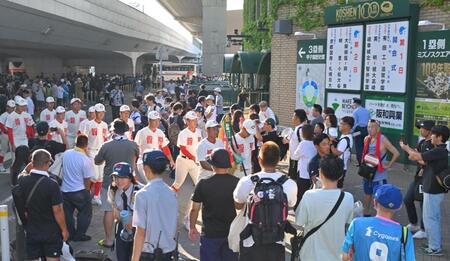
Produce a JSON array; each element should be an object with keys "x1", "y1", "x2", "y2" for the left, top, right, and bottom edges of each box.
[{"x1": 119, "y1": 210, "x2": 134, "y2": 242}]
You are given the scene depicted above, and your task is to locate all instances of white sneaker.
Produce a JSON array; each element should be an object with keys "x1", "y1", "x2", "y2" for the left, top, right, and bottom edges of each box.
[
  {"x1": 183, "y1": 216, "x2": 190, "y2": 231},
  {"x1": 413, "y1": 230, "x2": 427, "y2": 239},
  {"x1": 406, "y1": 223, "x2": 420, "y2": 233},
  {"x1": 91, "y1": 196, "x2": 102, "y2": 206}
]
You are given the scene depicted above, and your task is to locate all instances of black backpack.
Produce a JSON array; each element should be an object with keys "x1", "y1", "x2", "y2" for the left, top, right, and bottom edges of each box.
[{"x1": 244, "y1": 175, "x2": 289, "y2": 245}]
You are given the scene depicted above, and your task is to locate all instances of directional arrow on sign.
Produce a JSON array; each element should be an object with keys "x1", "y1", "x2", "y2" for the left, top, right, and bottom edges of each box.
[{"x1": 298, "y1": 48, "x2": 306, "y2": 58}]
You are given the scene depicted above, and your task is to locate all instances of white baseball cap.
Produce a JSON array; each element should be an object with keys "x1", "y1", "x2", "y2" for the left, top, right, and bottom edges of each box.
[
  {"x1": 205, "y1": 120, "x2": 220, "y2": 128},
  {"x1": 60, "y1": 79, "x2": 65, "y2": 83},
  {"x1": 94, "y1": 103, "x2": 105, "y2": 112},
  {"x1": 16, "y1": 97, "x2": 27, "y2": 106},
  {"x1": 56, "y1": 106, "x2": 66, "y2": 113},
  {"x1": 162, "y1": 88, "x2": 168, "y2": 93},
  {"x1": 214, "y1": 87, "x2": 221, "y2": 93},
  {"x1": 184, "y1": 111, "x2": 197, "y2": 120},
  {"x1": 70, "y1": 98, "x2": 81, "y2": 104},
  {"x1": 148, "y1": 111, "x2": 161, "y2": 120},
  {"x1": 243, "y1": 119, "x2": 257, "y2": 135},
  {"x1": 14, "y1": 96, "x2": 22, "y2": 104},
  {"x1": 120, "y1": 105, "x2": 130, "y2": 112},
  {"x1": 46, "y1": 97, "x2": 55, "y2": 103},
  {"x1": 206, "y1": 95, "x2": 215, "y2": 101},
  {"x1": 6, "y1": 100, "x2": 15, "y2": 108},
  {"x1": 88, "y1": 106, "x2": 96, "y2": 113}
]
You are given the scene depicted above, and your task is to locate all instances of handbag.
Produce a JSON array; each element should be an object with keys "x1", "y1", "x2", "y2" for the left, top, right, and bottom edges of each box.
[
  {"x1": 228, "y1": 206, "x2": 247, "y2": 252},
  {"x1": 291, "y1": 191, "x2": 345, "y2": 261},
  {"x1": 358, "y1": 154, "x2": 386, "y2": 180}
]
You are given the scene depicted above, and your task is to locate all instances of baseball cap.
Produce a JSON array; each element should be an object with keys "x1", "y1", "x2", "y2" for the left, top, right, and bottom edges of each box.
[
  {"x1": 16, "y1": 97, "x2": 27, "y2": 106},
  {"x1": 56, "y1": 106, "x2": 65, "y2": 113},
  {"x1": 205, "y1": 120, "x2": 220, "y2": 128},
  {"x1": 195, "y1": 105, "x2": 205, "y2": 113},
  {"x1": 374, "y1": 184, "x2": 403, "y2": 210},
  {"x1": 265, "y1": 118, "x2": 276, "y2": 128},
  {"x1": 184, "y1": 111, "x2": 197, "y2": 120},
  {"x1": 230, "y1": 103, "x2": 241, "y2": 111},
  {"x1": 88, "y1": 106, "x2": 95, "y2": 113},
  {"x1": 46, "y1": 97, "x2": 55, "y2": 103},
  {"x1": 243, "y1": 119, "x2": 257, "y2": 135},
  {"x1": 70, "y1": 98, "x2": 81, "y2": 104},
  {"x1": 142, "y1": 149, "x2": 168, "y2": 168},
  {"x1": 148, "y1": 111, "x2": 161, "y2": 120},
  {"x1": 120, "y1": 105, "x2": 130, "y2": 112},
  {"x1": 416, "y1": 120, "x2": 435, "y2": 130},
  {"x1": 206, "y1": 149, "x2": 231, "y2": 168},
  {"x1": 111, "y1": 162, "x2": 133, "y2": 179},
  {"x1": 6, "y1": 100, "x2": 15, "y2": 108},
  {"x1": 94, "y1": 103, "x2": 105, "y2": 112},
  {"x1": 36, "y1": 121, "x2": 49, "y2": 136},
  {"x1": 206, "y1": 95, "x2": 215, "y2": 101},
  {"x1": 431, "y1": 125, "x2": 450, "y2": 142},
  {"x1": 214, "y1": 87, "x2": 221, "y2": 93}
]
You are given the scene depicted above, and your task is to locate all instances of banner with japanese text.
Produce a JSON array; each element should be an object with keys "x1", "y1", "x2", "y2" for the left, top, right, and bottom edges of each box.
[
  {"x1": 326, "y1": 92, "x2": 360, "y2": 119},
  {"x1": 365, "y1": 96, "x2": 405, "y2": 131}
]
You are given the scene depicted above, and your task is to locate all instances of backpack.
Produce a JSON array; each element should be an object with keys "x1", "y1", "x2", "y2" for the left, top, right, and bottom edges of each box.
[
  {"x1": 168, "y1": 116, "x2": 181, "y2": 145},
  {"x1": 339, "y1": 136, "x2": 351, "y2": 152},
  {"x1": 244, "y1": 175, "x2": 289, "y2": 245}
]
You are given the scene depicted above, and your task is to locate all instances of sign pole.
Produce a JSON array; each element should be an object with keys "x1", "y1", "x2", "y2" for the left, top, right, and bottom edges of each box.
[{"x1": 0, "y1": 205, "x2": 9, "y2": 261}]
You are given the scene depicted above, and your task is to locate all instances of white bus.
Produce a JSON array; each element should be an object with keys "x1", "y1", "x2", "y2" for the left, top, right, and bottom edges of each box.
[{"x1": 154, "y1": 63, "x2": 200, "y2": 81}]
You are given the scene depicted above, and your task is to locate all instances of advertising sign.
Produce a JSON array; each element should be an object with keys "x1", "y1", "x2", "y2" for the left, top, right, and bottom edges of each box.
[
  {"x1": 414, "y1": 98, "x2": 450, "y2": 135},
  {"x1": 296, "y1": 40, "x2": 326, "y2": 117},
  {"x1": 326, "y1": 25, "x2": 364, "y2": 91},
  {"x1": 365, "y1": 97, "x2": 405, "y2": 130},
  {"x1": 326, "y1": 92, "x2": 359, "y2": 119},
  {"x1": 364, "y1": 21, "x2": 409, "y2": 93}
]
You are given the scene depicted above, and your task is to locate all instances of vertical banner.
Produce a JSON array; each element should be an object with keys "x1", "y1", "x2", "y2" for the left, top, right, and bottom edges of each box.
[{"x1": 296, "y1": 39, "x2": 326, "y2": 118}]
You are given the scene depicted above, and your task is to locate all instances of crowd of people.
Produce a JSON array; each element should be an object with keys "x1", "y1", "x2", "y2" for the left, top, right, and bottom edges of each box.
[{"x1": 1, "y1": 72, "x2": 449, "y2": 261}]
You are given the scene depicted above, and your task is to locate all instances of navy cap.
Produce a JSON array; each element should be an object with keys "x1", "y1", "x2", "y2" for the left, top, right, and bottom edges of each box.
[
  {"x1": 206, "y1": 149, "x2": 231, "y2": 168},
  {"x1": 264, "y1": 118, "x2": 276, "y2": 128},
  {"x1": 374, "y1": 184, "x2": 403, "y2": 210},
  {"x1": 142, "y1": 150, "x2": 169, "y2": 167},
  {"x1": 352, "y1": 97, "x2": 362, "y2": 104},
  {"x1": 111, "y1": 162, "x2": 133, "y2": 178},
  {"x1": 416, "y1": 120, "x2": 435, "y2": 130},
  {"x1": 195, "y1": 105, "x2": 205, "y2": 113}
]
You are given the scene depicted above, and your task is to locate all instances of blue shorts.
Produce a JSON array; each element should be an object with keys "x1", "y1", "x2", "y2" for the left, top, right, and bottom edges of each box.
[{"x1": 363, "y1": 179, "x2": 387, "y2": 195}]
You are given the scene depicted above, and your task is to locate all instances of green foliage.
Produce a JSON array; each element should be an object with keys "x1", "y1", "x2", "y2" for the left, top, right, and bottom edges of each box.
[{"x1": 420, "y1": 0, "x2": 446, "y2": 7}]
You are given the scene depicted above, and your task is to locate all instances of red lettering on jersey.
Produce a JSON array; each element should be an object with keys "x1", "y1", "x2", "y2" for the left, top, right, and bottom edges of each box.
[
  {"x1": 46, "y1": 114, "x2": 50, "y2": 121},
  {"x1": 91, "y1": 128, "x2": 97, "y2": 136},
  {"x1": 187, "y1": 137, "x2": 193, "y2": 146},
  {"x1": 238, "y1": 144, "x2": 244, "y2": 154},
  {"x1": 15, "y1": 118, "x2": 20, "y2": 126},
  {"x1": 207, "y1": 149, "x2": 212, "y2": 155},
  {"x1": 70, "y1": 117, "x2": 75, "y2": 124},
  {"x1": 158, "y1": 136, "x2": 163, "y2": 145},
  {"x1": 146, "y1": 135, "x2": 153, "y2": 144}
]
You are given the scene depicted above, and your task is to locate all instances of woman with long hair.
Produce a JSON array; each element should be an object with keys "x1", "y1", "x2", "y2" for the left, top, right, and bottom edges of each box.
[{"x1": 232, "y1": 109, "x2": 244, "y2": 134}]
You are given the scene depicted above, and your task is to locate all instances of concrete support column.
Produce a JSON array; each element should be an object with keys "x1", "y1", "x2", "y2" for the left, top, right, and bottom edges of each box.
[
  {"x1": 202, "y1": 0, "x2": 226, "y2": 76},
  {"x1": 115, "y1": 51, "x2": 146, "y2": 76}
]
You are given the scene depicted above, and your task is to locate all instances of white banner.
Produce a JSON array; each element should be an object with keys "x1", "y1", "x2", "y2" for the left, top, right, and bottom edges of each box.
[
  {"x1": 296, "y1": 64, "x2": 326, "y2": 118},
  {"x1": 366, "y1": 99, "x2": 405, "y2": 130},
  {"x1": 326, "y1": 25, "x2": 364, "y2": 90},
  {"x1": 364, "y1": 21, "x2": 409, "y2": 93},
  {"x1": 326, "y1": 92, "x2": 360, "y2": 120}
]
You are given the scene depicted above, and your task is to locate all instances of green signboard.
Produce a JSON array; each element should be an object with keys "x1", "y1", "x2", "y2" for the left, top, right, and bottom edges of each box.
[
  {"x1": 417, "y1": 30, "x2": 450, "y2": 63},
  {"x1": 414, "y1": 98, "x2": 450, "y2": 136},
  {"x1": 297, "y1": 39, "x2": 327, "y2": 64},
  {"x1": 325, "y1": 0, "x2": 411, "y2": 25}
]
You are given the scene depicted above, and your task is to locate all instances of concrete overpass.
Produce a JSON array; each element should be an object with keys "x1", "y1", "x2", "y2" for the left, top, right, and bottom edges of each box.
[{"x1": 0, "y1": 0, "x2": 201, "y2": 76}]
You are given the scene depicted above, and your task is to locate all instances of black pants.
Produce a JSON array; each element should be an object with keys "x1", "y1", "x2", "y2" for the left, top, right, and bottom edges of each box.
[
  {"x1": 354, "y1": 126, "x2": 368, "y2": 165},
  {"x1": 239, "y1": 242, "x2": 285, "y2": 261},
  {"x1": 295, "y1": 177, "x2": 312, "y2": 210},
  {"x1": 251, "y1": 147, "x2": 261, "y2": 174},
  {"x1": 63, "y1": 189, "x2": 92, "y2": 239},
  {"x1": 404, "y1": 178, "x2": 424, "y2": 229},
  {"x1": 288, "y1": 159, "x2": 298, "y2": 179},
  {"x1": 139, "y1": 251, "x2": 173, "y2": 261},
  {"x1": 116, "y1": 223, "x2": 133, "y2": 261}
]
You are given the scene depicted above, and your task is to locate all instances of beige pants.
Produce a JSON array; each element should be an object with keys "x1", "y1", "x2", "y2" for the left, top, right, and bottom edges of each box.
[
  {"x1": 173, "y1": 157, "x2": 199, "y2": 189},
  {"x1": 198, "y1": 169, "x2": 214, "y2": 181},
  {"x1": 67, "y1": 135, "x2": 76, "y2": 149}
]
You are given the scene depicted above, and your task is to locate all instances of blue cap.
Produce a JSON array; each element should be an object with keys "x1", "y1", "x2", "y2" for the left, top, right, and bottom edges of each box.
[
  {"x1": 374, "y1": 184, "x2": 403, "y2": 210},
  {"x1": 111, "y1": 162, "x2": 133, "y2": 178},
  {"x1": 195, "y1": 105, "x2": 205, "y2": 113},
  {"x1": 142, "y1": 150, "x2": 169, "y2": 167}
]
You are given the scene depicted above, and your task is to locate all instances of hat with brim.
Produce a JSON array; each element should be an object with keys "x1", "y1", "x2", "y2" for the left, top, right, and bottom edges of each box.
[
  {"x1": 374, "y1": 184, "x2": 403, "y2": 210},
  {"x1": 243, "y1": 119, "x2": 257, "y2": 135},
  {"x1": 206, "y1": 149, "x2": 231, "y2": 168},
  {"x1": 205, "y1": 120, "x2": 220, "y2": 128},
  {"x1": 46, "y1": 97, "x2": 55, "y2": 103},
  {"x1": 70, "y1": 98, "x2": 81, "y2": 104},
  {"x1": 111, "y1": 162, "x2": 133, "y2": 179},
  {"x1": 416, "y1": 120, "x2": 435, "y2": 131}
]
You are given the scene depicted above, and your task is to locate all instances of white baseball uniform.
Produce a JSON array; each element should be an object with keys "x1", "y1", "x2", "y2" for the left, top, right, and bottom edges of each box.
[
  {"x1": 233, "y1": 133, "x2": 255, "y2": 178},
  {"x1": 40, "y1": 108, "x2": 56, "y2": 123},
  {"x1": 5, "y1": 111, "x2": 34, "y2": 148},
  {"x1": 196, "y1": 138, "x2": 225, "y2": 180},
  {"x1": 83, "y1": 120, "x2": 109, "y2": 181},
  {"x1": 124, "y1": 118, "x2": 135, "y2": 141},
  {"x1": 49, "y1": 119, "x2": 68, "y2": 144},
  {"x1": 173, "y1": 128, "x2": 202, "y2": 189},
  {"x1": 0, "y1": 112, "x2": 12, "y2": 160},
  {"x1": 78, "y1": 118, "x2": 91, "y2": 135},
  {"x1": 65, "y1": 110, "x2": 86, "y2": 147},
  {"x1": 205, "y1": 105, "x2": 217, "y2": 121}
]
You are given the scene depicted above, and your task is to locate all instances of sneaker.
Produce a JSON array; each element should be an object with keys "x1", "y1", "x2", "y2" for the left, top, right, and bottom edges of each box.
[
  {"x1": 413, "y1": 230, "x2": 427, "y2": 239},
  {"x1": 288, "y1": 210, "x2": 295, "y2": 216},
  {"x1": 92, "y1": 196, "x2": 102, "y2": 206},
  {"x1": 422, "y1": 247, "x2": 443, "y2": 256},
  {"x1": 183, "y1": 216, "x2": 190, "y2": 231},
  {"x1": 406, "y1": 223, "x2": 420, "y2": 233}
]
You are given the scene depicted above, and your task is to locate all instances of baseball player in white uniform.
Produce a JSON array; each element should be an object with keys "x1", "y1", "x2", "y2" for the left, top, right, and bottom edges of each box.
[
  {"x1": 79, "y1": 106, "x2": 95, "y2": 135},
  {"x1": 5, "y1": 97, "x2": 35, "y2": 152},
  {"x1": 49, "y1": 106, "x2": 68, "y2": 145},
  {"x1": 233, "y1": 119, "x2": 257, "y2": 178},
  {"x1": 0, "y1": 100, "x2": 15, "y2": 172},
  {"x1": 118, "y1": 105, "x2": 135, "y2": 140},
  {"x1": 134, "y1": 111, "x2": 175, "y2": 183},
  {"x1": 171, "y1": 111, "x2": 202, "y2": 192},
  {"x1": 39, "y1": 96, "x2": 56, "y2": 123},
  {"x1": 82, "y1": 103, "x2": 109, "y2": 205},
  {"x1": 65, "y1": 98, "x2": 86, "y2": 148},
  {"x1": 204, "y1": 95, "x2": 216, "y2": 121},
  {"x1": 197, "y1": 120, "x2": 224, "y2": 180}
]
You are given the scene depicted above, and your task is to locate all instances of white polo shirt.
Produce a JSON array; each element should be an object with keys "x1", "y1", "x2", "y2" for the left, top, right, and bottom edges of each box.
[
  {"x1": 65, "y1": 110, "x2": 87, "y2": 137},
  {"x1": 233, "y1": 133, "x2": 255, "y2": 170},
  {"x1": 177, "y1": 127, "x2": 202, "y2": 161},
  {"x1": 134, "y1": 127, "x2": 169, "y2": 158},
  {"x1": 5, "y1": 111, "x2": 34, "y2": 147},
  {"x1": 49, "y1": 119, "x2": 68, "y2": 144},
  {"x1": 40, "y1": 109, "x2": 56, "y2": 123}
]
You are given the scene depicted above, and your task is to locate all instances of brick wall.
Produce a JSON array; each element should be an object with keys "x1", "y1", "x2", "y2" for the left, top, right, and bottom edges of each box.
[{"x1": 270, "y1": 1, "x2": 450, "y2": 127}]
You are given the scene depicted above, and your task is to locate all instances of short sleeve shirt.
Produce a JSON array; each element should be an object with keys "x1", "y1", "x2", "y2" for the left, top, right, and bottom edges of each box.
[
  {"x1": 197, "y1": 138, "x2": 225, "y2": 162},
  {"x1": 233, "y1": 133, "x2": 255, "y2": 170},
  {"x1": 5, "y1": 111, "x2": 34, "y2": 145},
  {"x1": 84, "y1": 120, "x2": 109, "y2": 150},
  {"x1": 65, "y1": 110, "x2": 86, "y2": 137},
  {"x1": 49, "y1": 119, "x2": 68, "y2": 144},
  {"x1": 177, "y1": 128, "x2": 202, "y2": 160},
  {"x1": 134, "y1": 127, "x2": 169, "y2": 158},
  {"x1": 422, "y1": 144, "x2": 448, "y2": 194},
  {"x1": 337, "y1": 134, "x2": 353, "y2": 170},
  {"x1": 61, "y1": 149, "x2": 95, "y2": 192},
  {"x1": 40, "y1": 109, "x2": 56, "y2": 123},
  {"x1": 205, "y1": 105, "x2": 216, "y2": 121}
]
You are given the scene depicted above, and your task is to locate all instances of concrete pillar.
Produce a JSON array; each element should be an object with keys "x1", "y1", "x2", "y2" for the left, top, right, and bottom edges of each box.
[
  {"x1": 202, "y1": 0, "x2": 226, "y2": 76},
  {"x1": 176, "y1": 56, "x2": 185, "y2": 63},
  {"x1": 115, "y1": 51, "x2": 146, "y2": 76}
]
